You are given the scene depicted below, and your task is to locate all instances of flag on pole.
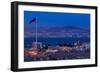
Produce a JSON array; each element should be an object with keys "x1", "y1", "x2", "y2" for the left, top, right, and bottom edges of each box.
[{"x1": 29, "y1": 18, "x2": 36, "y2": 24}]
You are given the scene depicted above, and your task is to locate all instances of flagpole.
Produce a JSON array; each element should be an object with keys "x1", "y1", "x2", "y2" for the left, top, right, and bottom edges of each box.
[{"x1": 36, "y1": 18, "x2": 37, "y2": 49}]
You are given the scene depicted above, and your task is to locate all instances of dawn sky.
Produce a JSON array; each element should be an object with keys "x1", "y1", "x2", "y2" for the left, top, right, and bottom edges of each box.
[{"x1": 24, "y1": 11, "x2": 90, "y2": 29}]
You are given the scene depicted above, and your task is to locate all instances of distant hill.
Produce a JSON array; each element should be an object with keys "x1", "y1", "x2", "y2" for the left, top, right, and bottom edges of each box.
[{"x1": 24, "y1": 26, "x2": 90, "y2": 38}]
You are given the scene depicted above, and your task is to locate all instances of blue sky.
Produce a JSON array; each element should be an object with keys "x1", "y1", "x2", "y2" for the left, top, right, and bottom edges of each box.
[{"x1": 24, "y1": 11, "x2": 90, "y2": 29}]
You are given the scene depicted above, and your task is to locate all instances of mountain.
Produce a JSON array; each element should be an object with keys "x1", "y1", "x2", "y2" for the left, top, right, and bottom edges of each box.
[{"x1": 24, "y1": 26, "x2": 90, "y2": 38}]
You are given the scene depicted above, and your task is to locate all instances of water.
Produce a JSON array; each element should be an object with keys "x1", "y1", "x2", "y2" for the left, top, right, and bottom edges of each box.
[{"x1": 24, "y1": 37, "x2": 90, "y2": 48}]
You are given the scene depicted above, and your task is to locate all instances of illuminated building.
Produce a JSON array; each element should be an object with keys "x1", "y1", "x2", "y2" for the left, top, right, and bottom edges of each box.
[{"x1": 32, "y1": 42, "x2": 42, "y2": 49}]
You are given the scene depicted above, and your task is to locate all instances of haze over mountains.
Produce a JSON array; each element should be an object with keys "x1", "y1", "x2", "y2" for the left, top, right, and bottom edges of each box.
[{"x1": 24, "y1": 26, "x2": 90, "y2": 38}]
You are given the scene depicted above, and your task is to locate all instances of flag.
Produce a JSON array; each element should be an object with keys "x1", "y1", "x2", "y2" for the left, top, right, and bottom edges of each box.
[{"x1": 29, "y1": 18, "x2": 36, "y2": 24}]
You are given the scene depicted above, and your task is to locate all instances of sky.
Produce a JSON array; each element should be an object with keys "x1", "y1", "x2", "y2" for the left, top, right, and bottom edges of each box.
[{"x1": 24, "y1": 11, "x2": 90, "y2": 29}]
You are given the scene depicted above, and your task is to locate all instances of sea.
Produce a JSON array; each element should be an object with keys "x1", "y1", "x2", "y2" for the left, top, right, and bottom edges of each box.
[{"x1": 24, "y1": 37, "x2": 90, "y2": 48}]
